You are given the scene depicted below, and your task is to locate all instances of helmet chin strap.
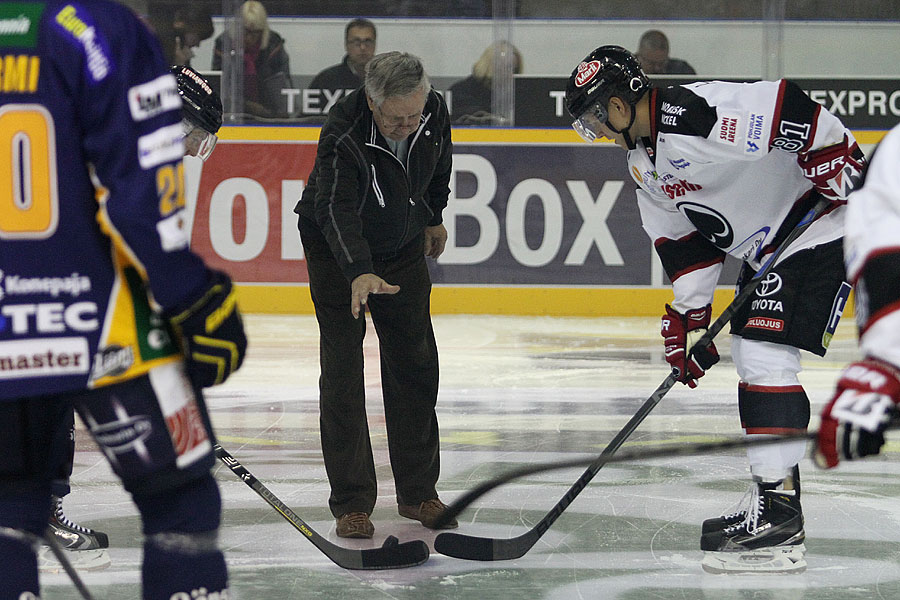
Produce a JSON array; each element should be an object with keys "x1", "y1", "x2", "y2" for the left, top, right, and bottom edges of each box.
[{"x1": 605, "y1": 103, "x2": 639, "y2": 150}]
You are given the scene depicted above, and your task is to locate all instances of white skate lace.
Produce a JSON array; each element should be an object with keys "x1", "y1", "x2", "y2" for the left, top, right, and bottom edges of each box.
[
  {"x1": 53, "y1": 497, "x2": 96, "y2": 535},
  {"x1": 718, "y1": 485, "x2": 753, "y2": 522},
  {"x1": 723, "y1": 484, "x2": 763, "y2": 534}
]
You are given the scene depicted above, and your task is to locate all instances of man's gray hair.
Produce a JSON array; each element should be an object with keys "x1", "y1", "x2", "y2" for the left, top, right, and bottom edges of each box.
[{"x1": 365, "y1": 52, "x2": 430, "y2": 107}]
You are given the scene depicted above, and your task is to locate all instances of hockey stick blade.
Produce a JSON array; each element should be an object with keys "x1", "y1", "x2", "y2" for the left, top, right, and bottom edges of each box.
[
  {"x1": 434, "y1": 194, "x2": 832, "y2": 561},
  {"x1": 214, "y1": 444, "x2": 429, "y2": 569}
]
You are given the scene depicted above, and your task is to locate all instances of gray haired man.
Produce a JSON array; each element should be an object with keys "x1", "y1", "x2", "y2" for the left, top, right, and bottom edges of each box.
[{"x1": 294, "y1": 52, "x2": 456, "y2": 538}]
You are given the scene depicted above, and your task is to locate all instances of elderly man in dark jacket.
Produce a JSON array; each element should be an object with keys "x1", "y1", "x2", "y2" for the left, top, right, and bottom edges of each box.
[{"x1": 294, "y1": 51, "x2": 456, "y2": 539}]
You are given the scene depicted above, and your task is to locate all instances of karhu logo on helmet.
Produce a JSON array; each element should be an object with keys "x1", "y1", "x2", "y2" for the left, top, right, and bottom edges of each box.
[{"x1": 575, "y1": 61, "x2": 601, "y2": 87}]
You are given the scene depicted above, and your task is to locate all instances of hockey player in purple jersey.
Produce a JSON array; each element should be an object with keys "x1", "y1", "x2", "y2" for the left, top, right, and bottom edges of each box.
[
  {"x1": 43, "y1": 62, "x2": 225, "y2": 570},
  {"x1": 565, "y1": 46, "x2": 864, "y2": 573},
  {"x1": 815, "y1": 122, "x2": 900, "y2": 469},
  {"x1": 0, "y1": 2, "x2": 246, "y2": 598}
]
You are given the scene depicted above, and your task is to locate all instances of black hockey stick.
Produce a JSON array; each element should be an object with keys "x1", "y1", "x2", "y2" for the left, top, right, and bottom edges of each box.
[
  {"x1": 434, "y1": 432, "x2": 816, "y2": 520},
  {"x1": 214, "y1": 444, "x2": 429, "y2": 569},
  {"x1": 433, "y1": 420, "x2": 900, "y2": 524},
  {"x1": 434, "y1": 194, "x2": 832, "y2": 560},
  {"x1": 0, "y1": 525, "x2": 95, "y2": 599}
]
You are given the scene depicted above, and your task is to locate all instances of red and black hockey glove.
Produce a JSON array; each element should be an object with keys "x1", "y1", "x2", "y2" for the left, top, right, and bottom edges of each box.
[
  {"x1": 167, "y1": 270, "x2": 248, "y2": 388},
  {"x1": 797, "y1": 134, "x2": 865, "y2": 201},
  {"x1": 815, "y1": 359, "x2": 900, "y2": 469},
  {"x1": 661, "y1": 304, "x2": 720, "y2": 388}
]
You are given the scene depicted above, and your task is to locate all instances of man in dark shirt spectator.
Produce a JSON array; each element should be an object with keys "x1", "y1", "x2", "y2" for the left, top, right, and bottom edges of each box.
[
  {"x1": 308, "y1": 18, "x2": 377, "y2": 98},
  {"x1": 636, "y1": 30, "x2": 696, "y2": 75}
]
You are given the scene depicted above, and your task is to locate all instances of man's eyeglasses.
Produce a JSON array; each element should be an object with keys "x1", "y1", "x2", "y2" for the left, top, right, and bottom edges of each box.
[{"x1": 347, "y1": 38, "x2": 375, "y2": 48}]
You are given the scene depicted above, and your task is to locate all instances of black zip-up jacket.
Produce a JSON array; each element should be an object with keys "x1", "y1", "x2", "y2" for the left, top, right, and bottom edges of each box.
[{"x1": 294, "y1": 86, "x2": 453, "y2": 282}]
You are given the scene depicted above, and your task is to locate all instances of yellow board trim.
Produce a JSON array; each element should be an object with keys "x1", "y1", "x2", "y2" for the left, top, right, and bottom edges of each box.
[
  {"x1": 234, "y1": 284, "x2": 854, "y2": 317},
  {"x1": 218, "y1": 125, "x2": 887, "y2": 146}
]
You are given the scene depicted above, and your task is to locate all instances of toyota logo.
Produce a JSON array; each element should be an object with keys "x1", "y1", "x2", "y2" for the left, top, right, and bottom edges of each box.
[{"x1": 756, "y1": 272, "x2": 783, "y2": 297}]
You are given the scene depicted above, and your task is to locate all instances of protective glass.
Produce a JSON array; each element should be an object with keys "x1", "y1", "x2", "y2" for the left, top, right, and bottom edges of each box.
[
  {"x1": 181, "y1": 119, "x2": 218, "y2": 161},
  {"x1": 571, "y1": 101, "x2": 609, "y2": 143}
]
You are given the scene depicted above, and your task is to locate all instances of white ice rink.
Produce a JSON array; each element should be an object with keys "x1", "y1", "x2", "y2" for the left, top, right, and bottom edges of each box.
[{"x1": 40, "y1": 313, "x2": 900, "y2": 599}]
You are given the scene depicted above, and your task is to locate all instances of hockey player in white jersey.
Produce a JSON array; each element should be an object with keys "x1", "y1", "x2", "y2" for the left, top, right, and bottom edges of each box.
[
  {"x1": 565, "y1": 46, "x2": 865, "y2": 573},
  {"x1": 814, "y1": 123, "x2": 900, "y2": 468}
]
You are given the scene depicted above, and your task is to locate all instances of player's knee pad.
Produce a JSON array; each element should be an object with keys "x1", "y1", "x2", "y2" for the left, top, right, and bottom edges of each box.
[
  {"x1": 732, "y1": 337, "x2": 802, "y2": 385},
  {"x1": 133, "y1": 473, "x2": 221, "y2": 536}
]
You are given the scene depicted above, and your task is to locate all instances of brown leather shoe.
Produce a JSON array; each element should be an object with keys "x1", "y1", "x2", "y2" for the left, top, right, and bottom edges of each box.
[
  {"x1": 335, "y1": 512, "x2": 374, "y2": 538},
  {"x1": 398, "y1": 498, "x2": 458, "y2": 529}
]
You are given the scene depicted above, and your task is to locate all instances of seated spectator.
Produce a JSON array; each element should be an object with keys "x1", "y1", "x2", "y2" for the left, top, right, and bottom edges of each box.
[
  {"x1": 308, "y1": 18, "x2": 377, "y2": 96},
  {"x1": 635, "y1": 30, "x2": 696, "y2": 75},
  {"x1": 213, "y1": 0, "x2": 293, "y2": 119},
  {"x1": 448, "y1": 40, "x2": 522, "y2": 124}
]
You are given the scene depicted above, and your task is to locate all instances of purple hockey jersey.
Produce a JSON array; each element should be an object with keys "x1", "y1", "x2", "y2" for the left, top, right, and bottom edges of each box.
[{"x1": 0, "y1": 1, "x2": 212, "y2": 399}]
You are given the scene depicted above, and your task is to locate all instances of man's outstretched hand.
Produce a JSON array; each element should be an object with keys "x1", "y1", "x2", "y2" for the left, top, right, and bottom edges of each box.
[{"x1": 350, "y1": 273, "x2": 400, "y2": 319}]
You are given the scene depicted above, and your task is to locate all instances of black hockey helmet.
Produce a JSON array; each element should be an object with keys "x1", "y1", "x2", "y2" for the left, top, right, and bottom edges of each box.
[
  {"x1": 565, "y1": 45, "x2": 650, "y2": 142},
  {"x1": 171, "y1": 64, "x2": 222, "y2": 160},
  {"x1": 172, "y1": 64, "x2": 222, "y2": 134}
]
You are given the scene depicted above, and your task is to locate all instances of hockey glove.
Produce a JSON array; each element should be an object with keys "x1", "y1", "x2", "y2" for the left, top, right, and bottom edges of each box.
[
  {"x1": 797, "y1": 134, "x2": 865, "y2": 201},
  {"x1": 167, "y1": 271, "x2": 247, "y2": 388},
  {"x1": 661, "y1": 304, "x2": 720, "y2": 388},
  {"x1": 814, "y1": 359, "x2": 900, "y2": 469}
]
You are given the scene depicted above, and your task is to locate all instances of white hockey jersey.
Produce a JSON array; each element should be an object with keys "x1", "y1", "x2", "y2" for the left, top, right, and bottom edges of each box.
[
  {"x1": 628, "y1": 80, "x2": 863, "y2": 312},
  {"x1": 844, "y1": 123, "x2": 900, "y2": 368}
]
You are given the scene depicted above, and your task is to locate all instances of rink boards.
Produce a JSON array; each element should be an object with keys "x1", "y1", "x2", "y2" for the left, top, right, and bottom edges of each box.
[{"x1": 185, "y1": 127, "x2": 883, "y2": 316}]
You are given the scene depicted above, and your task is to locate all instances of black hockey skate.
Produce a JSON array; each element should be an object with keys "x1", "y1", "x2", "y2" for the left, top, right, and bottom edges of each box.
[
  {"x1": 41, "y1": 496, "x2": 111, "y2": 573},
  {"x1": 700, "y1": 479, "x2": 806, "y2": 574},
  {"x1": 701, "y1": 466, "x2": 801, "y2": 536},
  {"x1": 48, "y1": 495, "x2": 109, "y2": 551}
]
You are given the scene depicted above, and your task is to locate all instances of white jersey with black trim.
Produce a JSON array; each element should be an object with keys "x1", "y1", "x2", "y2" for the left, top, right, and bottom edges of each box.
[
  {"x1": 627, "y1": 80, "x2": 859, "y2": 313},
  {"x1": 844, "y1": 123, "x2": 900, "y2": 368}
]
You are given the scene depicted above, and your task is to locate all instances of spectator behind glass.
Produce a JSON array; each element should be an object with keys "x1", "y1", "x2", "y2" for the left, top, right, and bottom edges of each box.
[
  {"x1": 213, "y1": 0, "x2": 293, "y2": 119},
  {"x1": 307, "y1": 18, "x2": 377, "y2": 100},
  {"x1": 448, "y1": 40, "x2": 522, "y2": 124},
  {"x1": 635, "y1": 29, "x2": 696, "y2": 75}
]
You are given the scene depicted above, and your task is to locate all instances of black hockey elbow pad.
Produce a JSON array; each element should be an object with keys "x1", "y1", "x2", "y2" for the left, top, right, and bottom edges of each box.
[{"x1": 167, "y1": 271, "x2": 247, "y2": 387}]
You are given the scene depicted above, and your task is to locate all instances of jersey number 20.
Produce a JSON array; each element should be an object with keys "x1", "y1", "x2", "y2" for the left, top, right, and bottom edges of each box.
[{"x1": 0, "y1": 104, "x2": 58, "y2": 240}]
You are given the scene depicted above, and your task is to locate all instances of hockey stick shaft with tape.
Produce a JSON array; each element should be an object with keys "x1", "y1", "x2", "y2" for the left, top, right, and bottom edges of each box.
[
  {"x1": 214, "y1": 444, "x2": 429, "y2": 569},
  {"x1": 433, "y1": 194, "x2": 832, "y2": 560}
]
